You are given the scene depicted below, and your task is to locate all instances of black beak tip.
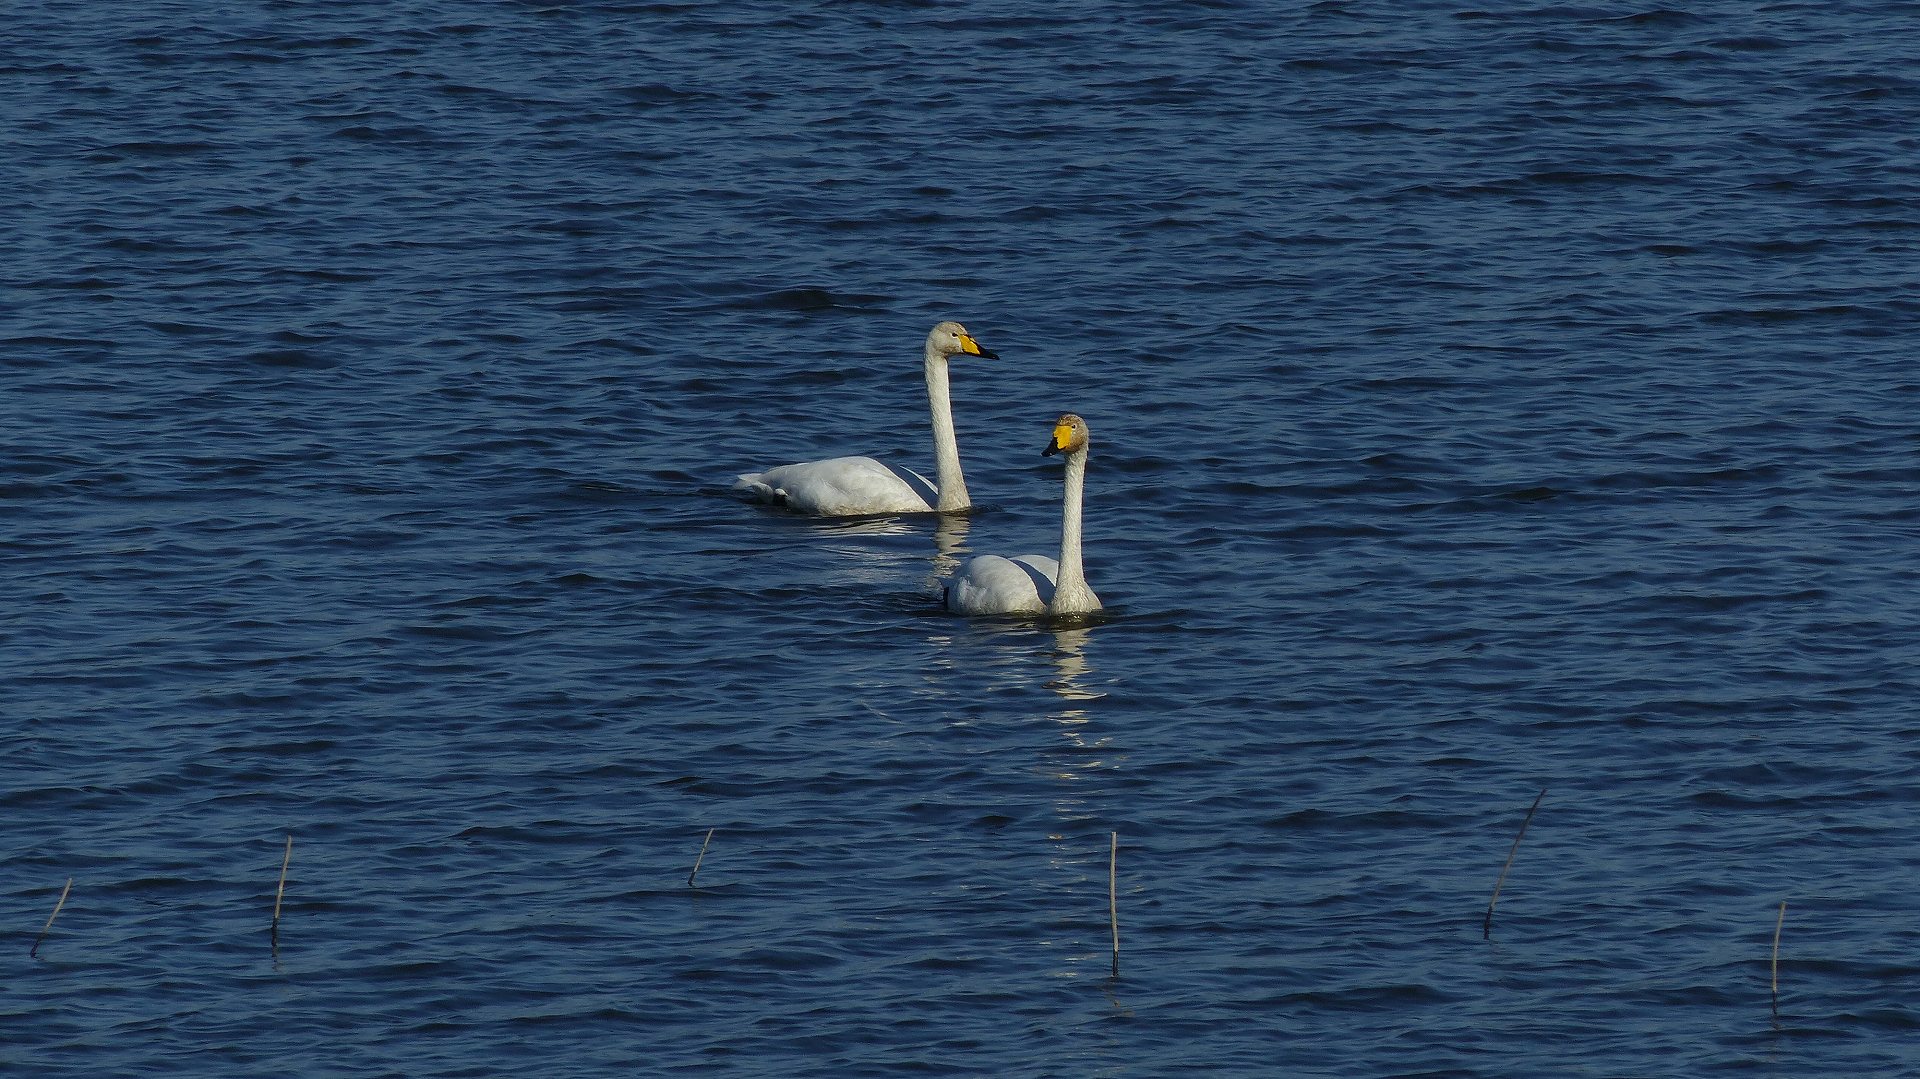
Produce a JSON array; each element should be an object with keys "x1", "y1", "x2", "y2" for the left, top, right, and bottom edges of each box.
[
  {"x1": 1042, "y1": 445, "x2": 1060, "y2": 457},
  {"x1": 976, "y1": 348, "x2": 1000, "y2": 360}
]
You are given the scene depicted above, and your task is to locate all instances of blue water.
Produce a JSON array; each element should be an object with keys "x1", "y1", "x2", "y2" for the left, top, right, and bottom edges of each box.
[{"x1": 7, "y1": 2, "x2": 1920, "y2": 1074}]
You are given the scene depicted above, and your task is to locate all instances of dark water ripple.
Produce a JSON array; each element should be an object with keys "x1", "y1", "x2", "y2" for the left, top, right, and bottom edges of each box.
[{"x1": 7, "y1": 0, "x2": 1920, "y2": 1075}]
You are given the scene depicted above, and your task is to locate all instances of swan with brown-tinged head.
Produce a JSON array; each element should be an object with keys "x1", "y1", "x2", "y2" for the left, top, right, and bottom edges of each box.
[
  {"x1": 941, "y1": 413, "x2": 1102, "y2": 617},
  {"x1": 732, "y1": 321, "x2": 996, "y2": 516}
]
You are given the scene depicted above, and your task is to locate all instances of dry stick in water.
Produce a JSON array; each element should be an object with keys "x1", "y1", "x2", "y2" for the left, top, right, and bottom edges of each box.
[
  {"x1": 1483, "y1": 788, "x2": 1547, "y2": 940},
  {"x1": 688, "y1": 828, "x2": 715, "y2": 888},
  {"x1": 1108, "y1": 831, "x2": 1120, "y2": 978},
  {"x1": 271, "y1": 834, "x2": 293, "y2": 943},
  {"x1": 30, "y1": 878, "x2": 73, "y2": 958},
  {"x1": 1771, "y1": 900, "x2": 1787, "y2": 1012}
]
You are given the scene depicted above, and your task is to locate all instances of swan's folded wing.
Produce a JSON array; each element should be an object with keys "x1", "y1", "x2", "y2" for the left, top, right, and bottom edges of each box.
[{"x1": 733, "y1": 456, "x2": 936, "y2": 516}]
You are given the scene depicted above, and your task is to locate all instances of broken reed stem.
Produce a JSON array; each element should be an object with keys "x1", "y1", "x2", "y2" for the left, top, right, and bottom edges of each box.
[
  {"x1": 271, "y1": 834, "x2": 293, "y2": 938},
  {"x1": 688, "y1": 827, "x2": 715, "y2": 888},
  {"x1": 1108, "y1": 831, "x2": 1120, "y2": 978},
  {"x1": 1483, "y1": 788, "x2": 1547, "y2": 940},
  {"x1": 30, "y1": 878, "x2": 73, "y2": 958},
  {"x1": 1771, "y1": 900, "x2": 1787, "y2": 1006}
]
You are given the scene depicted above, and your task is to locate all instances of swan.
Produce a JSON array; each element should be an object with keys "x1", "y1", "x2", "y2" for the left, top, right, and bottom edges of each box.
[
  {"x1": 942, "y1": 413, "x2": 1103, "y2": 617},
  {"x1": 732, "y1": 321, "x2": 997, "y2": 516}
]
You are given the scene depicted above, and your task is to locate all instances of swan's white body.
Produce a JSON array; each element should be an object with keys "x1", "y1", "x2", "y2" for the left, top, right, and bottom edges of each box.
[
  {"x1": 943, "y1": 414, "x2": 1103, "y2": 617},
  {"x1": 734, "y1": 322, "x2": 993, "y2": 516},
  {"x1": 942, "y1": 553, "x2": 1065, "y2": 615}
]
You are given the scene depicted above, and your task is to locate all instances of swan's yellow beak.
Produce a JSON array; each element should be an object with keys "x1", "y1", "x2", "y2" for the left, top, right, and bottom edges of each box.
[
  {"x1": 1042, "y1": 422, "x2": 1072, "y2": 457},
  {"x1": 958, "y1": 333, "x2": 998, "y2": 360}
]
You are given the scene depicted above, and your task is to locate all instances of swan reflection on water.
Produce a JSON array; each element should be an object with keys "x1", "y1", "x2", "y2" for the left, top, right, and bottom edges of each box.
[
  {"x1": 914, "y1": 609, "x2": 1122, "y2": 982},
  {"x1": 917, "y1": 611, "x2": 1108, "y2": 714},
  {"x1": 812, "y1": 511, "x2": 918, "y2": 570},
  {"x1": 1046, "y1": 625, "x2": 1103, "y2": 705},
  {"x1": 811, "y1": 514, "x2": 920, "y2": 539},
  {"x1": 1043, "y1": 624, "x2": 1112, "y2": 783},
  {"x1": 927, "y1": 512, "x2": 972, "y2": 591},
  {"x1": 784, "y1": 509, "x2": 967, "y2": 591},
  {"x1": 1037, "y1": 624, "x2": 1129, "y2": 993}
]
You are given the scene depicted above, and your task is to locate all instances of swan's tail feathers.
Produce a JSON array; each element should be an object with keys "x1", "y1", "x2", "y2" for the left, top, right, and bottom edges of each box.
[{"x1": 732, "y1": 472, "x2": 784, "y2": 504}]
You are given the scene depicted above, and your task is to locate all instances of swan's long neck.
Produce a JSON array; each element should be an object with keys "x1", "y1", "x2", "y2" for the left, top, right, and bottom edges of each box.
[
  {"x1": 925, "y1": 346, "x2": 969, "y2": 512},
  {"x1": 1051, "y1": 447, "x2": 1099, "y2": 614}
]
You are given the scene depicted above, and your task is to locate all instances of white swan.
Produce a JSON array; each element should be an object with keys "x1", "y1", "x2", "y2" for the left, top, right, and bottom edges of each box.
[
  {"x1": 733, "y1": 321, "x2": 997, "y2": 516},
  {"x1": 942, "y1": 413, "x2": 1103, "y2": 617}
]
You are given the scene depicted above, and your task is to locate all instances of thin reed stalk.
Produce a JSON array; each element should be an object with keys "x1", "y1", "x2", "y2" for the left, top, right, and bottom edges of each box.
[
  {"x1": 271, "y1": 835, "x2": 293, "y2": 945},
  {"x1": 1108, "y1": 832, "x2": 1119, "y2": 978},
  {"x1": 30, "y1": 878, "x2": 73, "y2": 959},
  {"x1": 1771, "y1": 900, "x2": 1787, "y2": 1011},
  {"x1": 1483, "y1": 788, "x2": 1546, "y2": 940},
  {"x1": 688, "y1": 828, "x2": 715, "y2": 888}
]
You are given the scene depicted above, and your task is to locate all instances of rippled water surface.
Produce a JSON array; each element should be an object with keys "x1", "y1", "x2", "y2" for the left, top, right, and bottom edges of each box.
[{"x1": 8, "y1": 2, "x2": 1920, "y2": 1075}]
